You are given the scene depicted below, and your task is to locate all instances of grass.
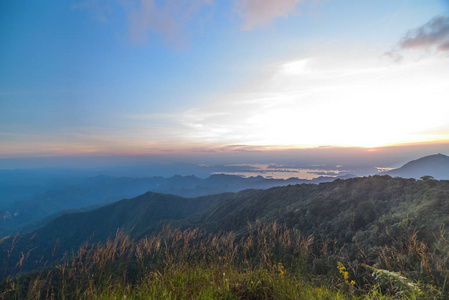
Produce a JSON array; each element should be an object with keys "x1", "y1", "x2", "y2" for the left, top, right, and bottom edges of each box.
[{"x1": 1, "y1": 221, "x2": 448, "y2": 299}]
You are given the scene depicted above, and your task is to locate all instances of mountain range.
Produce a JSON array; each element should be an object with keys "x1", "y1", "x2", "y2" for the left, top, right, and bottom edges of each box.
[
  {"x1": 1, "y1": 173, "x2": 448, "y2": 279},
  {"x1": 1, "y1": 152, "x2": 448, "y2": 300},
  {"x1": 0, "y1": 172, "x2": 352, "y2": 236},
  {"x1": 1, "y1": 153, "x2": 448, "y2": 275}
]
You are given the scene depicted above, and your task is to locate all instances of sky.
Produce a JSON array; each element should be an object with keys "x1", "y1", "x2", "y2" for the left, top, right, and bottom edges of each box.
[{"x1": 1, "y1": 0, "x2": 449, "y2": 167}]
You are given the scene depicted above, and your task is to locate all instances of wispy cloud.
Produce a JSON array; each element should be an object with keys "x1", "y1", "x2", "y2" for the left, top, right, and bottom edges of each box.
[
  {"x1": 399, "y1": 15, "x2": 449, "y2": 52},
  {"x1": 71, "y1": 0, "x2": 112, "y2": 23},
  {"x1": 177, "y1": 50, "x2": 449, "y2": 148},
  {"x1": 121, "y1": 0, "x2": 213, "y2": 46},
  {"x1": 74, "y1": 0, "x2": 316, "y2": 45},
  {"x1": 72, "y1": 0, "x2": 214, "y2": 46},
  {"x1": 384, "y1": 15, "x2": 449, "y2": 62},
  {"x1": 234, "y1": 0, "x2": 306, "y2": 30},
  {"x1": 219, "y1": 145, "x2": 265, "y2": 152}
]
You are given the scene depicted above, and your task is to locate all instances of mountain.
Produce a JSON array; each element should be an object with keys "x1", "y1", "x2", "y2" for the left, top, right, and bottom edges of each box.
[
  {"x1": 387, "y1": 153, "x2": 449, "y2": 179},
  {"x1": 184, "y1": 175, "x2": 449, "y2": 243},
  {"x1": 3, "y1": 175, "x2": 449, "y2": 279},
  {"x1": 0, "y1": 191, "x2": 233, "y2": 277},
  {"x1": 1, "y1": 173, "x2": 344, "y2": 236}
]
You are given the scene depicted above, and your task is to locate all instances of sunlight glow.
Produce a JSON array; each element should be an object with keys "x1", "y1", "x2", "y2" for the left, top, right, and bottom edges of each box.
[{"x1": 181, "y1": 53, "x2": 449, "y2": 148}]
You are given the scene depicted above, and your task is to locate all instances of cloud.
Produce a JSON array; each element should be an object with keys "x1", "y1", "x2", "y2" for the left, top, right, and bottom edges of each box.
[
  {"x1": 219, "y1": 145, "x2": 264, "y2": 152},
  {"x1": 73, "y1": 0, "x2": 214, "y2": 46},
  {"x1": 122, "y1": 0, "x2": 213, "y2": 46},
  {"x1": 234, "y1": 0, "x2": 305, "y2": 30},
  {"x1": 178, "y1": 50, "x2": 449, "y2": 148},
  {"x1": 399, "y1": 15, "x2": 449, "y2": 52},
  {"x1": 75, "y1": 0, "x2": 314, "y2": 45},
  {"x1": 71, "y1": 0, "x2": 111, "y2": 23}
]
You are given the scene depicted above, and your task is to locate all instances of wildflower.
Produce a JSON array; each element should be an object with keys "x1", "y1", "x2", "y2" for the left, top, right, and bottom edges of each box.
[
  {"x1": 337, "y1": 262, "x2": 352, "y2": 285},
  {"x1": 278, "y1": 263, "x2": 285, "y2": 277}
]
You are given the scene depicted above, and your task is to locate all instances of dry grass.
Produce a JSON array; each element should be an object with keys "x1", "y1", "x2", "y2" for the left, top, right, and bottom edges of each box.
[{"x1": 0, "y1": 222, "x2": 447, "y2": 299}]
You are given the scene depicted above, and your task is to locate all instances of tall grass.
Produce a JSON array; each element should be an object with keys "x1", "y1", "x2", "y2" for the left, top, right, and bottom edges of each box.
[
  {"x1": 370, "y1": 225, "x2": 449, "y2": 298},
  {"x1": 1, "y1": 221, "x2": 448, "y2": 299}
]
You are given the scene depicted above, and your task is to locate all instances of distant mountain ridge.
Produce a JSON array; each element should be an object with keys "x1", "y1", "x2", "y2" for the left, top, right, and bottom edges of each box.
[
  {"x1": 2, "y1": 175, "x2": 449, "y2": 279},
  {"x1": 2, "y1": 153, "x2": 447, "y2": 236},
  {"x1": 387, "y1": 153, "x2": 449, "y2": 179},
  {"x1": 0, "y1": 173, "x2": 349, "y2": 235}
]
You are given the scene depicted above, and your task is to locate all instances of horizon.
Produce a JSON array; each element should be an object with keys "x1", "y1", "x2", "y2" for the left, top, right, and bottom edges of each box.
[
  {"x1": 1, "y1": 1, "x2": 449, "y2": 167},
  {"x1": 1, "y1": 145, "x2": 448, "y2": 180}
]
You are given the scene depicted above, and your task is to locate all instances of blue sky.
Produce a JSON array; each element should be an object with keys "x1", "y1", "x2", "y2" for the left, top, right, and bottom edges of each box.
[{"x1": 1, "y1": 0, "x2": 449, "y2": 160}]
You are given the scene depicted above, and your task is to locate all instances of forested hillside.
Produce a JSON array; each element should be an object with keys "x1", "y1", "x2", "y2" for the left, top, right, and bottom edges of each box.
[
  {"x1": 1, "y1": 173, "x2": 337, "y2": 236},
  {"x1": 192, "y1": 176, "x2": 449, "y2": 244},
  {"x1": 1, "y1": 175, "x2": 449, "y2": 298},
  {"x1": 0, "y1": 192, "x2": 233, "y2": 277}
]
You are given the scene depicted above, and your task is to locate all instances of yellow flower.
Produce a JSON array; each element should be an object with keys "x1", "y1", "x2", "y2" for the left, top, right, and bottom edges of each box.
[
  {"x1": 278, "y1": 263, "x2": 285, "y2": 277},
  {"x1": 338, "y1": 262, "x2": 354, "y2": 285},
  {"x1": 337, "y1": 262, "x2": 346, "y2": 271}
]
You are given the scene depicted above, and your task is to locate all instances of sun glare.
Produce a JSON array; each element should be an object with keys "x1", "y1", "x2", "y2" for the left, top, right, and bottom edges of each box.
[{"x1": 184, "y1": 55, "x2": 449, "y2": 149}]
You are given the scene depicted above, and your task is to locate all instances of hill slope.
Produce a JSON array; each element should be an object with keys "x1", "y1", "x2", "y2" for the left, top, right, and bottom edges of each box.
[
  {"x1": 190, "y1": 176, "x2": 449, "y2": 240},
  {"x1": 387, "y1": 153, "x2": 449, "y2": 179},
  {"x1": 0, "y1": 191, "x2": 233, "y2": 277},
  {"x1": 3, "y1": 175, "x2": 449, "y2": 279}
]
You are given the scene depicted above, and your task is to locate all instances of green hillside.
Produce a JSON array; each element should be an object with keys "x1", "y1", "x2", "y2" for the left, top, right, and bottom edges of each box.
[
  {"x1": 1, "y1": 175, "x2": 449, "y2": 298},
  {"x1": 0, "y1": 192, "x2": 233, "y2": 277},
  {"x1": 193, "y1": 175, "x2": 449, "y2": 242}
]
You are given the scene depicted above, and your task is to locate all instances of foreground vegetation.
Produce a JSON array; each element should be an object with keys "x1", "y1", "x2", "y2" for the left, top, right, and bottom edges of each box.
[
  {"x1": 1, "y1": 220, "x2": 448, "y2": 299},
  {"x1": 3, "y1": 175, "x2": 449, "y2": 279}
]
